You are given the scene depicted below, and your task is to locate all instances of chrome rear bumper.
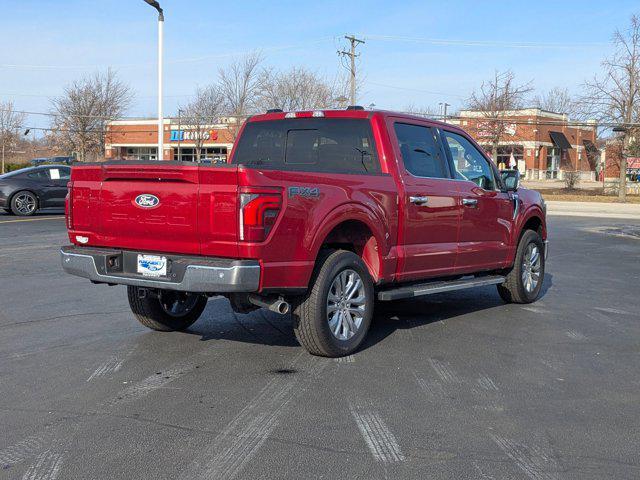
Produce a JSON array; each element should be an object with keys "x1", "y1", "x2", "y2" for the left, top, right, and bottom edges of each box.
[{"x1": 60, "y1": 246, "x2": 260, "y2": 293}]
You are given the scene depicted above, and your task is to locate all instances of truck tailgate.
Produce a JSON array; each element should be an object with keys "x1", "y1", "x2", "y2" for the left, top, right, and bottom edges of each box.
[{"x1": 70, "y1": 163, "x2": 239, "y2": 256}]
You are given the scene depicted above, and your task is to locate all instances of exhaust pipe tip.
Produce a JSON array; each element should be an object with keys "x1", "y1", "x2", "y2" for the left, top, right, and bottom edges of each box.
[
  {"x1": 276, "y1": 301, "x2": 290, "y2": 315},
  {"x1": 248, "y1": 294, "x2": 290, "y2": 315}
]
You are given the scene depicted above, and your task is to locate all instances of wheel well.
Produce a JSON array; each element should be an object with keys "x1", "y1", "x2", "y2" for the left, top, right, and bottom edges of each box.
[
  {"x1": 319, "y1": 220, "x2": 381, "y2": 281},
  {"x1": 521, "y1": 216, "x2": 544, "y2": 238},
  {"x1": 8, "y1": 189, "x2": 39, "y2": 207}
]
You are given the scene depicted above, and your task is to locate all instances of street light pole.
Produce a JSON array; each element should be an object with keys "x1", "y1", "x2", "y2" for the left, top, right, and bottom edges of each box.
[
  {"x1": 143, "y1": 1, "x2": 164, "y2": 161},
  {"x1": 177, "y1": 108, "x2": 182, "y2": 162}
]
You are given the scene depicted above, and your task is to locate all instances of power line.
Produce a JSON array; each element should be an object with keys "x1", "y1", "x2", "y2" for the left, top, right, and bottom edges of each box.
[{"x1": 357, "y1": 34, "x2": 609, "y2": 49}]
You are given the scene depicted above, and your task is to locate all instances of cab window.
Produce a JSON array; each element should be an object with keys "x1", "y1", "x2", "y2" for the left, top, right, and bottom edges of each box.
[
  {"x1": 394, "y1": 123, "x2": 449, "y2": 179},
  {"x1": 441, "y1": 130, "x2": 496, "y2": 190}
]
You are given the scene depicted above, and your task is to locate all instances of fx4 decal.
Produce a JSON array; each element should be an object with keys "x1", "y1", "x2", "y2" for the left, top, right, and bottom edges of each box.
[{"x1": 288, "y1": 186, "x2": 320, "y2": 198}]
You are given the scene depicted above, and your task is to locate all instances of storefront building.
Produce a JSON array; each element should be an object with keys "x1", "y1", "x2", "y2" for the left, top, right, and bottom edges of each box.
[
  {"x1": 104, "y1": 119, "x2": 235, "y2": 162},
  {"x1": 449, "y1": 109, "x2": 598, "y2": 180}
]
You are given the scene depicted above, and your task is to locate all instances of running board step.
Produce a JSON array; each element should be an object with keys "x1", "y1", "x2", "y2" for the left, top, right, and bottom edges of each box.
[{"x1": 377, "y1": 275, "x2": 505, "y2": 301}]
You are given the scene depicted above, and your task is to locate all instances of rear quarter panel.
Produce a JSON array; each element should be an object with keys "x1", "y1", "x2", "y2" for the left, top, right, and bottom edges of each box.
[{"x1": 236, "y1": 168, "x2": 399, "y2": 290}]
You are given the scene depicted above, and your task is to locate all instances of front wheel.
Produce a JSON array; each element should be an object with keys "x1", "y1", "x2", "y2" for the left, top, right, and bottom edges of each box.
[
  {"x1": 497, "y1": 229, "x2": 545, "y2": 304},
  {"x1": 127, "y1": 287, "x2": 208, "y2": 331},
  {"x1": 293, "y1": 250, "x2": 374, "y2": 357}
]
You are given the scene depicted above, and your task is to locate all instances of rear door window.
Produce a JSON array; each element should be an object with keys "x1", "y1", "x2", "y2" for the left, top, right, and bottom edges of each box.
[
  {"x1": 232, "y1": 118, "x2": 380, "y2": 174},
  {"x1": 394, "y1": 123, "x2": 450, "y2": 179}
]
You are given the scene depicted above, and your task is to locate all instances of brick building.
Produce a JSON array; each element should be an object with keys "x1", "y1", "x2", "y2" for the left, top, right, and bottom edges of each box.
[
  {"x1": 449, "y1": 109, "x2": 599, "y2": 180},
  {"x1": 104, "y1": 118, "x2": 235, "y2": 162}
]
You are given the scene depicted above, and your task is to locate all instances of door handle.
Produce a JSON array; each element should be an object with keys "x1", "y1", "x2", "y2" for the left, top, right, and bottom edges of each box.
[
  {"x1": 409, "y1": 195, "x2": 429, "y2": 205},
  {"x1": 462, "y1": 198, "x2": 478, "y2": 207}
]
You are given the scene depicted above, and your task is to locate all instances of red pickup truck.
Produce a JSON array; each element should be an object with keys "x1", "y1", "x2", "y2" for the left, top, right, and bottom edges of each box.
[{"x1": 61, "y1": 108, "x2": 547, "y2": 357}]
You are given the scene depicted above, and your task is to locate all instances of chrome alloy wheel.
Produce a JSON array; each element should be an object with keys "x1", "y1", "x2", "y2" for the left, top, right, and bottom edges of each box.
[
  {"x1": 159, "y1": 291, "x2": 200, "y2": 317},
  {"x1": 15, "y1": 193, "x2": 36, "y2": 215},
  {"x1": 326, "y1": 269, "x2": 366, "y2": 341},
  {"x1": 522, "y1": 243, "x2": 542, "y2": 293}
]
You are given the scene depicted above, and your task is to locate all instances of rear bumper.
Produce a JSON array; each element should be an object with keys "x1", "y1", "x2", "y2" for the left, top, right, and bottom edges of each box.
[{"x1": 60, "y1": 245, "x2": 260, "y2": 293}]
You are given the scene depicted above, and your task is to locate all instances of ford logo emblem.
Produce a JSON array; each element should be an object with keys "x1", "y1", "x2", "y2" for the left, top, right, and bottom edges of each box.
[{"x1": 134, "y1": 194, "x2": 160, "y2": 208}]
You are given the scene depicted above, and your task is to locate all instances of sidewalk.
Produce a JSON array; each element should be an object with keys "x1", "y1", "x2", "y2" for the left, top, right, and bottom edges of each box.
[{"x1": 546, "y1": 201, "x2": 640, "y2": 220}]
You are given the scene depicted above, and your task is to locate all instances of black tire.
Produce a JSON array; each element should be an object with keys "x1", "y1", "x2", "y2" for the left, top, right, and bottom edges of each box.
[
  {"x1": 127, "y1": 286, "x2": 208, "y2": 331},
  {"x1": 497, "y1": 229, "x2": 545, "y2": 304},
  {"x1": 10, "y1": 191, "x2": 38, "y2": 216},
  {"x1": 293, "y1": 250, "x2": 375, "y2": 357}
]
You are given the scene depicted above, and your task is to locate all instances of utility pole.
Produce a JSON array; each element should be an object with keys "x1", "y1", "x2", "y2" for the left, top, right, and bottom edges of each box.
[
  {"x1": 338, "y1": 35, "x2": 365, "y2": 105},
  {"x1": 439, "y1": 102, "x2": 450, "y2": 120}
]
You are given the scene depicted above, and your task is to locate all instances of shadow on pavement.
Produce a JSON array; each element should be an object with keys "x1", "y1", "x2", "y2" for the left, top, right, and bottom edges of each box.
[{"x1": 184, "y1": 273, "x2": 554, "y2": 353}]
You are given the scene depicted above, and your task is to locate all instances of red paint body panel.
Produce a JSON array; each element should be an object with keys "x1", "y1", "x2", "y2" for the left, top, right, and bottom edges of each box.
[{"x1": 66, "y1": 110, "x2": 547, "y2": 294}]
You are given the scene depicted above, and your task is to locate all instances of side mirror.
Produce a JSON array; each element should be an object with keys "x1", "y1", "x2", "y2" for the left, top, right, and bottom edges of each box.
[{"x1": 501, "y1": 169, "x2": 520, "y2": 192}]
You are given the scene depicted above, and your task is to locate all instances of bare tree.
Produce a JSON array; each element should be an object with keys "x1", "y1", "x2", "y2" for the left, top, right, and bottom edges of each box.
[
  {"x1": 579, "y1": 15, "x2": 640, "y2": 201},
  {"x1": 178, "y1": 85, "x2": 224, "y2": 162},
  {"x1": 218, "y1": 53, "x2": 262, "y2": 139},
  {"x1": 0, "y1": 101, "x2": 26, "y2": 174},
  {"x1": 404, "y1": 104, "x2": 438, "y2": 118},
  {"x1": 51, "y1": 69, "x2": 133, "y2": 161},
  {"x1": 533, "y1": 87, "x2": 578, "y2": 117},
  {"x1": 257, "y1": 66, "x2": 339, "y2": 111},
  {"x1": 467, "y1": 70, "x2": 533, "y2": 161}
]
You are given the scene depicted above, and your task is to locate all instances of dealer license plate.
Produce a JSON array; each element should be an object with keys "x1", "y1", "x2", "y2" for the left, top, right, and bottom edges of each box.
[{"x1": 137, "y1": 254, "x2": 167, "y2": 277}]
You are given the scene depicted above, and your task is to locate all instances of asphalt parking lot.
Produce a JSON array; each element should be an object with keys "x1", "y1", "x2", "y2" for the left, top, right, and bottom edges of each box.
[{"x1": 1, "y1": 210, "x2": 639, "y2": 480}]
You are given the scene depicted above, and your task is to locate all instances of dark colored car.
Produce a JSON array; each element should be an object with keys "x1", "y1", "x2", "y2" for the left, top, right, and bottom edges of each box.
[
  {"x1": 0, "y1": 165, "x2": 71, "y2": 216},
  {"x1": 31, "y1": 156, "x2": 75, "y2": 166}
]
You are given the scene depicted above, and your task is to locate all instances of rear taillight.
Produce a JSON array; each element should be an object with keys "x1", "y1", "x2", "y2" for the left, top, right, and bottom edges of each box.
[
  {"x1": 65, "y1": 181, "x2": 73, "y2": 229},
  {"x1": 239, "y1": 191, "x2": 282, "y2": 242}
]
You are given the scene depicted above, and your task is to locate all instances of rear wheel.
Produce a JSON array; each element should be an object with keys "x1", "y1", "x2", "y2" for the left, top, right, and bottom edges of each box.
[
  {"x1": 11, "y1": 191, "x2": 38, "y2": 216},
  {"x1": 293, "y1": 250, "x2": 374, "y2": 357},
  {"x1": 497, "y1": 229, "x2": 545, "y2": 304},
  {"x1": 127, "y1": 287, "x2": 208, "y2": 331}
]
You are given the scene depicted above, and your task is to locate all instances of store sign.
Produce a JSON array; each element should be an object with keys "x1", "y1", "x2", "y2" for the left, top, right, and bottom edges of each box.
[
  {"x1": 170, "y1": 129, "x2": 219, "y2": 142},
  {"x1": 476, "y1": 121, "x2": 517, "y2": 138}
]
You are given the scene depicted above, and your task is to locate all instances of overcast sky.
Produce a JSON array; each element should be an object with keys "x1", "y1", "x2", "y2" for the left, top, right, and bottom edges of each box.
[{"x1": 1, "y1": 0, "x2": 639, "y2": 130}]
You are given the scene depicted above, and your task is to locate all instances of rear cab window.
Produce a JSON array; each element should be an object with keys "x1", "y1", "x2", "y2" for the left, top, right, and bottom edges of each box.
[{"x1": 232, "y1": 118, "x2": 380, "y2": 174}]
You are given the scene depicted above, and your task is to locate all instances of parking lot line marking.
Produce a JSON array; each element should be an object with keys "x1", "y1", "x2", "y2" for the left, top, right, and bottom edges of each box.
[
  {"x1": 428, "y1": 358, "x2": 461, "y2": 384},
  {"x1": 102, "y1": 357, "x2": 202, "y2": 407},
  {"x1": 0, "y1": 420, "x2": 74, "y2": 470},
  {"x1": 350, "y1": 405, "x2": 405, "y2": 463},
  {"x1": 21, "y1": 450, "x2": 64, "y2": 480},
  {"x1": 489, "y1": 432, "x2": 559, "y2": 480},
  {"x1": 0, "y1": 216, "x2": 64, "y2": 224},
  {"x1": 180, "y1": 355, "x2": 329, "y2": 480}
]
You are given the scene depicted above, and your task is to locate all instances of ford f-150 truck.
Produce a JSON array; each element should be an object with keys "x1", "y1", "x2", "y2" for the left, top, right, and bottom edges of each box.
[{"x1": 61, "y1": 108, "x2": 547, "y2": 357}]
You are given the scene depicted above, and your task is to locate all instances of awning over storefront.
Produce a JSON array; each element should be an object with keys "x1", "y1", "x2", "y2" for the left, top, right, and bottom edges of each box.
[{"x1": 549, "y1": 131, "x2": 572, "y2": 149}]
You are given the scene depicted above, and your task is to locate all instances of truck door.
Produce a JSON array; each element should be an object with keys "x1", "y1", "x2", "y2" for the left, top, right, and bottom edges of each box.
[
  {"x1": 439, "y1": 129, "x2": 513, "y2": 273},
  {"x1": 390, "y1": 120, "x2": 460, "y2": 282}
]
